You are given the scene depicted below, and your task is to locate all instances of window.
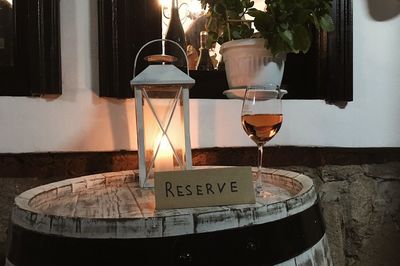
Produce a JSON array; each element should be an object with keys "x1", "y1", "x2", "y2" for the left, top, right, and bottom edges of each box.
[
  {"x1": 0, "y1": 0, "x2": 61, "y2": 96},
  {"x1": 98, "y1": 0, "x2": 352, "y2": 101}
]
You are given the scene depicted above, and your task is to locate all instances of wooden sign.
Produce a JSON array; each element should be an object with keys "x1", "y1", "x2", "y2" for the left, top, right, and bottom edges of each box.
[{"x1": 154, "y1": 167, "x2": 255, "y2": 210}]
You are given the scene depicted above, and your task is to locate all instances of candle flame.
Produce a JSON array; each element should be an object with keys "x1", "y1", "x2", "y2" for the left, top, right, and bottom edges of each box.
[
  {"x1": 158, "y1": 134, "x2": 171, "y2": 153},
  {"x1": 154, "y1": 134, "x2": 174, "y2": 171}
]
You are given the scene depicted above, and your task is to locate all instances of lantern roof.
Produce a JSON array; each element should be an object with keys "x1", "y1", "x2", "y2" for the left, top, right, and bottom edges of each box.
[{"x1": 131, "y1": 65, "x2": 195, "y2": 87}]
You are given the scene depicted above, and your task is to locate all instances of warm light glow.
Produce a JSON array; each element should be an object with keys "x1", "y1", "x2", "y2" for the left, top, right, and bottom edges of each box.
[
  {"x1": 5, "y1": 0, "x2": 13, "y2": 5},
  {"x1": 161, "y1": 0, "x2": 207, "y2": 36},
  {"x1": 154, "y1": 134, "x2": 174, "y2": 172},
  {"x1": 187, "y1": 0, "x2": 202, "y2": 16},
  {"x1": 159, "y1": 0, "x2": 169, "y2": 7}
]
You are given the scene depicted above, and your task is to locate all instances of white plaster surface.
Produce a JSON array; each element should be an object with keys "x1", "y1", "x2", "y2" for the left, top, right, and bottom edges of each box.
[{"x1": 0, "y1": 0, "x2": 399, "y2": 153}]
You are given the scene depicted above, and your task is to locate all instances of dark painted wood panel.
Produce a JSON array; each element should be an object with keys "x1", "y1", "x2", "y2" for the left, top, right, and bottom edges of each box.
[
  {"x1": 0, "y1": 0, "x2": 61, "y2": 96},
  {"x1": 98, "y1": 0, "x2": 162, "y2": 98},
  {"x1": 0, "y1": 147, "x2": 398, "y2": 178}
]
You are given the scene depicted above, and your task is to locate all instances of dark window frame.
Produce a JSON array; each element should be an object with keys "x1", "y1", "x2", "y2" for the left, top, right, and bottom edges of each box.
[
  {"x1": 0, "y1": 0, "x2": 61, "y2": 96},
  {"x1": 98, "y1": 0, "x2": 352, "y2": 101}
]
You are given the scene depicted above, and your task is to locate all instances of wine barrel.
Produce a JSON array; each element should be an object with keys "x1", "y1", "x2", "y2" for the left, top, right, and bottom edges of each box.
[{"x1": 6, "y1": 168, "x2": 332, "y2": 266}]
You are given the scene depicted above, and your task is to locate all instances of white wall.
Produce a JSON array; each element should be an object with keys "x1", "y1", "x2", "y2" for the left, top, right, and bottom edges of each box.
[{"x1": 0, "y1": 0, "x2": 399, "y2": 153}]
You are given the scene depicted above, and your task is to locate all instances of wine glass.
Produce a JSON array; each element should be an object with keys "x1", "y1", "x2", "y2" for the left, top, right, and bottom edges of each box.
[{"x1": 241, "y1": 85, "x2": 283, "y2": 197}]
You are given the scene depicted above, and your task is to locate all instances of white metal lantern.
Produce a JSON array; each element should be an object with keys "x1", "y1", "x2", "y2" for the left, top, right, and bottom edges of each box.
[{"x1": 131, "y1": 39, "x2": 195, "y2": 188}]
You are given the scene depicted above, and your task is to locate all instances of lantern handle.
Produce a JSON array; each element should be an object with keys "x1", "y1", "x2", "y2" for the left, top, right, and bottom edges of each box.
[{"x1": 133, "y1": 39, "x2": 190, "y2": 78}]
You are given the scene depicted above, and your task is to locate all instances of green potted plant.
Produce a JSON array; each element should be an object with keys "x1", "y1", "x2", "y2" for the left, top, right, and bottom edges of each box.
[{"x1": 198, "y1": 0, "x2": 335, "y2": 93}]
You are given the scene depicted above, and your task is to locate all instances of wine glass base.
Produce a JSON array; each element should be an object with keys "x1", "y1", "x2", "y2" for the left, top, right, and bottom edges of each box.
[
  {"x1": 256, "y1": 191, "x2": 273, "y2": 198},
  {"x1": 255, "y1": 181, "x2": 274, "y2": 198},
  {"x1": 254, "y1": 184, "x2": 270, "y2": 198}
]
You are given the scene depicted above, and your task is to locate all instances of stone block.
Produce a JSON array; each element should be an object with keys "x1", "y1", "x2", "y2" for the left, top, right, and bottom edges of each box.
[
  {"x1": 320, "y1": 202, "x2": 346, "y2": 266},
  {"x1": 362, "y1": 162, "x2": 400, "y2": 181},
  {"x1": 318, "y1": 165, "x2": 364, "y2": 182}
]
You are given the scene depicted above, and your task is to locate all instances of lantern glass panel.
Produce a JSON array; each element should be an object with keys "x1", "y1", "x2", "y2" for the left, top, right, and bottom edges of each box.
[{"x1": 141, "y1": 85, "x2": 187, "y2": 181}]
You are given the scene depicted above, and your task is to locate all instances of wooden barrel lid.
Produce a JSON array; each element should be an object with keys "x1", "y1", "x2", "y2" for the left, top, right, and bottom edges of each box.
[{"x1": 11, "y1": 167, "x2": 317, "y2": 239}]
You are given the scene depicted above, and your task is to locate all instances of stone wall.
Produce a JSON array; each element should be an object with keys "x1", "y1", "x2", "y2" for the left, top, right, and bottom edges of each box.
[
  {"x1": 282, "y1": 162, "x2": 400, "y2": 266},
  {"x1": 0, "y1": 155, "x2": 399, "y2": 265}
]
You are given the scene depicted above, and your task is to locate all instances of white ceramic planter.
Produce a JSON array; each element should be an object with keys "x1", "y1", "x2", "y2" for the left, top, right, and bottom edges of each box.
[{"x1": 220, "y1": 39, "x2": 286, "y2": 90}]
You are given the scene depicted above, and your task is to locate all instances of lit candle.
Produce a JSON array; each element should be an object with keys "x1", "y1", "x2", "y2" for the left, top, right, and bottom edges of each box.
[{"x1": 154, "y1": 135, "x2": 174, "y2": 172}]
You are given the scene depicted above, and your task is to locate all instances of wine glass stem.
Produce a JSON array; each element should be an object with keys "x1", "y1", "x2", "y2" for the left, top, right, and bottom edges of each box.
[{"x1": 256, "y1": 144, "x2": 264, "y2": 195}]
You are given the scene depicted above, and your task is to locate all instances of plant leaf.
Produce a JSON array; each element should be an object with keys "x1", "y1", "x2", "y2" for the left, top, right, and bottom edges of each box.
[
  {"x1": 213, "y1": 2, "x2": 226, "y2": 15},
  {"x1": 292, "y1": 25, "x2": 311, "y2": 53},
  {"x1": 278, "y1": 29, "x2": 293, "y2": 45},
  {"x1": 239, "y1": 24, "x2": 254, "y2": 38},
  {"x1": 251, "y1": 11, "x2": 274, "y2": 33},
  {"x1": 247, "y1": 8, "x2": 263, "y2": 18},
  {"x1": 320, "y1": 14, "x2": 335, "y2": 32},
  {"x1": 242, "y1": 0, "x2": 254, "y2": 8},
  {"x1": 310, "y1": 12, "x2": 320, "y2": 28},
  {"x1": 269, "y1": 36, "x2": 289, "y2": 56},
  {"x1": 207, "y1": 31, "x2": 218, "y2": 48}
]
